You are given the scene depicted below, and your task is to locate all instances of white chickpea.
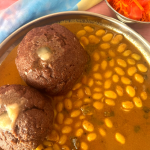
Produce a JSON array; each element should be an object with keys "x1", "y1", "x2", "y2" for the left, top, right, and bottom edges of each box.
[
  {"x1": 81, "y1": 142, "x2": 88, "y2": 150},
  {"x1": 102, "y1": 33, "x2": 113, "y2": 42},
  {"x1": 140, "y1": 91, "x2": 147, "y2": 100},
  {"x1": 36, "y1": 144, "x2": 44, "y2": 150},
  {"x1": 100, "y1": 51, "x2": 107, "y2": 58},
  {"x1": 100, "y1": 43, "x2": 110, "y2": 49},
  {"x1": 92, "y1": 64, "x2": 99, "y2": 72},
  {"x1": 121, "y1": 76, "x2": 131, "y2": 84},
  {"x1": 127, "y1": 58, "x2": 135, "y2": 65},
  {"x1": 137, "y1": 64, "x2": 148, "y2": 72},
  {"x1": 89, "y1": 35, "x2": 100, "y2": 44},
  {"x1": 77, "y1": 89, "x2": 84, "y2": 99},
  {"x1": 93, "y1": 52, "x2": 100, "y2": 61},
  {"x1": 61, "y1": 126, "x2": 72, "y2": 134},
  {"x1": 104, "y1": 79, "x2": 112, "y2": 89},
  {"x1": 87, "y1": 133, "x2": 97, "y2": 141},
  {"x1": 57, "y1": 113, "x2": 64, "y2": 124},
  {"x1": 99, "y1": 128, "x2": 106, "y2": 137},
  {"x1": 70, "y1": 110, "x2": 81, "y2": 117},
  {"x1": 131, "y1": 53, "x2": 141, "y2": 60},
  {"x1": 126, "y1": 86, "x2": 135, "y2": 97},
  {"x1": 122, "y1": 50, "x2": 131, "y2": 57},
  {"x1": 109, "y1": 58, "x2": 115, "y2": 67},
  {"x1": 88, "y1": 78, "x2": 94, "y2": 87},
  {"x1": 133, "y1": 97, "x2": 143, "y2": 108},
  {"x1": 76, "y1": 30, "x2": 86, "y2": 38},
  {"x1": 112, "y1": 74, "x2": 119, "y2": 83},
  {"x1": 134, "y1": 73, "x2": 144, "y2": 83},
  {"x1": 96, "y1": 29, "x2": 105, "y2": 36},
  {"x1": 114, "y1": 67, "x2": 125, "y2": 76},
  {"x1": 64, "y1": 118, "x2": 73, "y2": 125},
  {"x1": 101, "y1": 60, "x2": 108, "y2": 70},
  {"x1": 74, "y1": 100, "x2": 83, "y2": 108},
  {"x1": 117, "y1": 59, "x2": 127, "y2": 67},
  {"x1": 43, "y1": 140, "x2": 53, "y2": 147},
  {"x1": 104, "y1": 70, "x2": 113, "y2": 78},
  {"x1": 80, "y1": 36, "x2": 89, "y2": 46},
  {"x1": 104, "y1": 90, "x2": 117, "y2": 99},
  {"x1": 117, "y1": 43, "x2": 127, "y2": 53},
  {"x1": 93, "y1": 101, "x2": 104, "y2": 110},
  {"x1": 116, "y1": 85, "x2": 123, "y2": 96},
  {"x1": 75, "y1": 128, "x2": 84, "y2": 137},
  {"x1": 108, "y1": 49, "x2": 116, "y2": 57},
  {"x1": 73, "y1": 83, "x2": 82, "y2": 90},
  {"x1": 128, "y1": 67, "x2": 137, "y2": 76},
  {"x1": 82, "y1": 120, "x2": 94, "y2": 132},
  {"x1": 64, "y1": 99, "x2": 72, "y2": 110},
  {"x1": 53, "y1": 144, "x2": 61, "y2": 150},
  {"x1": 122, "y1": 101, "x2": 134, "y2": 110},
  {"x1": 56, "y1": 102, "x2": 64, "y2": 112},
  {"x1": 58, "y1": 135, "x2": 67, "y2": 145},
  {"x1": 104, "y1": 118, "x2": 113, "y2": 128},
  {"x1": 111, "y1": 34, "x2": 123, "y2": 44},
  {"x1": 47, "y1": 130, "x2": 59, "y2": 142},
  {"x1": 105, "y1": 99, "x2": 115, "y2": 106},
  {"x1": 93, "y1": 73, "x2": 102, "y2": 80},
  {"x1": 92, "y1": 93, "x2": 103, "y2": 100},
  {"x1": 84, "y1": 26, "x2": 94, "y2": 32},
  {"x1": 115, "y1": 132, "x2": 125, "y2": 144},
  {"x1": 84, "y1": 86, "x2": 91, "y2": 96}
]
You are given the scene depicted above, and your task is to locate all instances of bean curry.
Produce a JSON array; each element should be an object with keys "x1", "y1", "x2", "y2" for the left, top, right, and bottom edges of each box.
[{"x1": 0, "y1": 22, "x2": 150, "y2": 150}]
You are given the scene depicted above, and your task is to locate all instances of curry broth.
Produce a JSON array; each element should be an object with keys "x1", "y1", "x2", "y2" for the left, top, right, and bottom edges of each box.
[
  {"x1": 0, "y1": 22, "x2": 150, "y2": 150},
  {"x1": 0, "y1": 46, "x2": 26, "y2": 86}
]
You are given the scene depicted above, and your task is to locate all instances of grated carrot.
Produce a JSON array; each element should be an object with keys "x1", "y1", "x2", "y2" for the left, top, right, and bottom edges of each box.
[
  {"x1": 107, "y1": 0, "x2": 150, "y2": 22},
  {"x1": 133, "y1": 0, "x2": 144, "y2": 11}
]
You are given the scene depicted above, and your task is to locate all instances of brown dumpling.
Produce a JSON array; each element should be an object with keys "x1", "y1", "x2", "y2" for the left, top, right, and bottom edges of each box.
[
  {"x1": 0, "y1": 84, "x2": 54, "y2": 150},
  {"x1": 15, "y1": 23, "x2": 89, "y2": 96}
]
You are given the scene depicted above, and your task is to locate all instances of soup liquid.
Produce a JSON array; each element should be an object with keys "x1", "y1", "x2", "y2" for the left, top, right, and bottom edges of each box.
[{"x1": 1, "y1": 22, "x2": 150, "y2": 150}]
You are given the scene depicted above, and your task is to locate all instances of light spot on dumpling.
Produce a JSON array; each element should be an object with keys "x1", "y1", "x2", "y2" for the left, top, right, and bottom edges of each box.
[{"x1": 37, "y1": 46, "x2": 52, "y2": 61}]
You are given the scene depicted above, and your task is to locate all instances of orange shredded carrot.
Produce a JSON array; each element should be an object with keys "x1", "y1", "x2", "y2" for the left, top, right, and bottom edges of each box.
[
  {"x1": 132, "y1": 0, "x2": 144, "y2": 11},
  {"x1": 107, "y1": 0, "x2": 150, "y2": 22}
]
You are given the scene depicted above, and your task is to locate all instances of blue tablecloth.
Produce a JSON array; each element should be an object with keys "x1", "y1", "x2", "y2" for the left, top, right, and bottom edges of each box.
[{"x1": 0, "y1": 0, "x2": 103, "y2": 44}]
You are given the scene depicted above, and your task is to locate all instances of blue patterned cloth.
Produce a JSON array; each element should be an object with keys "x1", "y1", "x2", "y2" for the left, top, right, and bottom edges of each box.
[{"x1": 0, "y1": 0, "x2": 102, "y2": 44}]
